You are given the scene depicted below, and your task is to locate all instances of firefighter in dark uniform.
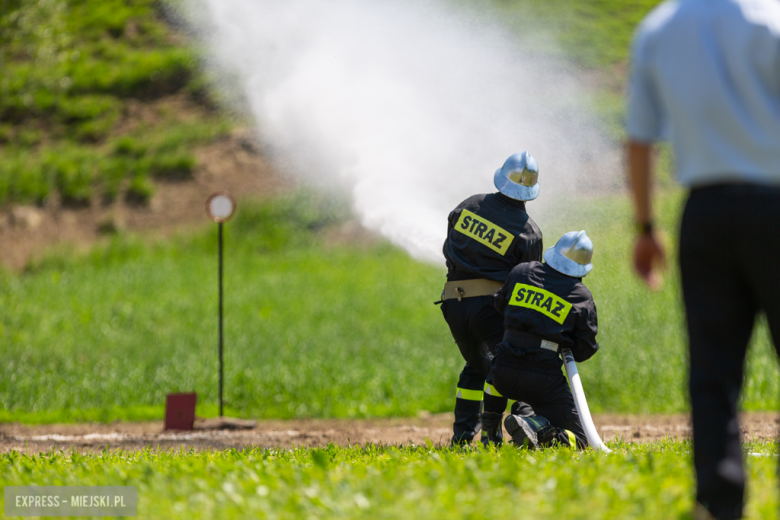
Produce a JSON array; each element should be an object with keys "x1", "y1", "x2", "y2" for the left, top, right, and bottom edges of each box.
[
  {"x1": 440, "y1": 151, "x2": 543, "y2": 445},
  {"x1": 487, "y1": 230, "x2": 599, "y2": 449}
]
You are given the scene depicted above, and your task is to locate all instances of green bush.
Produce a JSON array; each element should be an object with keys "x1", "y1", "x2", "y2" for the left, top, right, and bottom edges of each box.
[
  {"x1": 0, "y1": 150, "x2": 52, "y2": 203},
  {"x1": 16, "y1": 127, "x2": 41, "y2": 146},
  {"x1": 0, "y1": 123, "x2": 12, "y2": 142},
  {"x1": 74, "y1": 115, "x2": 117, "y2": 142},
  {"x1": 0, "y1": 118, "x2": 227, "y2": 206},
  {"x1": 113, "y1": 136, "x2": 148, "y2": 157},
  {"x1": 101, "y1": 156, "x2": 135, "y2": 202},
  {"x1": 56, "y1": 94, "x2": 119, "y2": 123},
  {"x1": 49, "y1": 153, "x2": 93, "y2": 205},
  {"x1": 126, "y1": 172, "x2": 154, "y2": 204},
  {"x1": 67, "y1": 47, "x2": 193, "y2": 97},
  {"x1": 147, "y1": 152, "x2": 196, "y2": 179},
  {"x1": 13, "y1": 165, "x2": 51, "y2": 203}
]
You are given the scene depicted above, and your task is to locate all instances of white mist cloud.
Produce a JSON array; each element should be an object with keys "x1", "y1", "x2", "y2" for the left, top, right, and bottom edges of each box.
[{"x1": 181, "y1": 0, "x2": 617, "y2": 261}]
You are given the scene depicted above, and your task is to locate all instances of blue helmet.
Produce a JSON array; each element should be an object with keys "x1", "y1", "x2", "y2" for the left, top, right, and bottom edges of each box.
[
  {"x1": 544, "y1": 230, "x2": 594, "y2": 278},
  {"x1": 493, "y1": 151, "x2": 540, "y2": 201}
]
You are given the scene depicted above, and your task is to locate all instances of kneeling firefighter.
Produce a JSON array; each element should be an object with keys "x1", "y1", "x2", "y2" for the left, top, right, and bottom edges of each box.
[
  {"x1": 440, "y1": 151, "x2": 544, "y2": 445},
  {"x1": 482, "y1": 230, "x2": 599, "y2": 449}
]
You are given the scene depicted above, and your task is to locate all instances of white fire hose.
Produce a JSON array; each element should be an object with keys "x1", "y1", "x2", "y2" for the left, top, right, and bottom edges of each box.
[{"x1": 561, "y1": 348, "x2": 611, "y2": 453}]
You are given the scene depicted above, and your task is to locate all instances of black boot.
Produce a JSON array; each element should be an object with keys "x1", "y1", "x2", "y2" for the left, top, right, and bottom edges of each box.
[
  {"x1": 451, "y1": 395, "x2": 482, "y2": 445},
  {"x1": 478, "y1": 412, "x2": 504, "y2": 447},
  {"x1": 510, "y1": 401, "x2": 535, "y2": 417},
  {"x1": 504, "y1": 414, "x2": 556, "y2": 449}
]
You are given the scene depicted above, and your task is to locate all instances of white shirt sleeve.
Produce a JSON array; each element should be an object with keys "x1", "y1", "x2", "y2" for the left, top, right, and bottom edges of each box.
[{"x1": 626, "y1": 28, "x2": 665, "y2": 143}]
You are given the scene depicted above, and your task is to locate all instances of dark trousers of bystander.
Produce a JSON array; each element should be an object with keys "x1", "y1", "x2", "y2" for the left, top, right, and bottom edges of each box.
[{"x1": 680, "y1": 184, "x2": 780, "y2": 520}]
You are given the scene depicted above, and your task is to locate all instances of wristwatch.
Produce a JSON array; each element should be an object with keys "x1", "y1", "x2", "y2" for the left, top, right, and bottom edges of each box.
[{"x1": 636, "y1": 221, "x2": 654, "y2": 235}]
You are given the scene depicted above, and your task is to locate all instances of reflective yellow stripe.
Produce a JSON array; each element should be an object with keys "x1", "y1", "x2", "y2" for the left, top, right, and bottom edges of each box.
[
  {"x1": 508, "y1": 283, "x2": 572, "y2": 324},
  {"x1": 564, "y1": 430, "x2": 577, "y2": 450},
  {"x1": 456, "y1": 388, "x2": 483, "y2": 401},
  {"x1": 454, "y1": 210, "x2": 514, "y2": 255},
  {"x1": 483, "y1": 382, "x2": 503, "y2": 397}
]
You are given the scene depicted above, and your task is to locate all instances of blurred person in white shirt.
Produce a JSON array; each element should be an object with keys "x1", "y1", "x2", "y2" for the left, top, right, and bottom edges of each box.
[{"x1": 626, "y1": 1, "x2": 780, "y2": 518}]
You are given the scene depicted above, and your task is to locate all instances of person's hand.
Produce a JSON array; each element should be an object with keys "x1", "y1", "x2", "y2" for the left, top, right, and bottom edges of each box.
[{"x1": 633, "y1": 232, "x2": 666, "y2": 289}]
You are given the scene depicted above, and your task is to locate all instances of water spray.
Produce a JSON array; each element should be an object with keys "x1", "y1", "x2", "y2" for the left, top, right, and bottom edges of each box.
[{"x1": 179, "y1": 0, "x2": 618, "y2": 261}]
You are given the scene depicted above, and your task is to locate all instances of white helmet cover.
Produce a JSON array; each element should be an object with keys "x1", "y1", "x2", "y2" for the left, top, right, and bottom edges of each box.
[
  {"x1": 544, "y1": 230, "x2": 594, "y2": 277},
  {"x1": 493, "y1": 151, "x2": 540, "y2": 201}
]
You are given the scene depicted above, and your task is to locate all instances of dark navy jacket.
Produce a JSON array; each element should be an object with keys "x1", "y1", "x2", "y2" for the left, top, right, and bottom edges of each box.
[
  {"x1": 494, "y1": 261, "x2": 599, "y2": 367},
  {"x1": 443, "y1": 193, "x2": 543, "y2": 282}
]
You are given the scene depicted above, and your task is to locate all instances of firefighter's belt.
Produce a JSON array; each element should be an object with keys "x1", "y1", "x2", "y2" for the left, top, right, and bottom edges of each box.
[
  {"x1": 442, "y1": 279, "x2": 503, "y2": 302},
  {"x1": 502, "y1": 330, "x2": 560, "y2": 353}
]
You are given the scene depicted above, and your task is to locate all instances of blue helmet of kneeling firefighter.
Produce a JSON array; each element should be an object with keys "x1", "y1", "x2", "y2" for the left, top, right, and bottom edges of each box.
[
  {"x1": 544, "y1": 230, "x2": 594, "y2": 278},
  {"x1": 493, "y1": 151, "x2": 540, "y2": 201}
]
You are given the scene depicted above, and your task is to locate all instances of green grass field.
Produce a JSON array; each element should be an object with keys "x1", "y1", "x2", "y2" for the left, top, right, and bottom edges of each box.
[
  {"x1": 1, "y1": 441, "x2": 778, "y2": 519},
  {"x1": 2, "y1": 189, "x2": 779, "y2": 423}
]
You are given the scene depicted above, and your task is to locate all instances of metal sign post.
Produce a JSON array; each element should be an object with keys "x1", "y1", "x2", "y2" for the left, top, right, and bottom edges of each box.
[{"x1": 206, "y1": 191, "x2": 237, "y2": 418}]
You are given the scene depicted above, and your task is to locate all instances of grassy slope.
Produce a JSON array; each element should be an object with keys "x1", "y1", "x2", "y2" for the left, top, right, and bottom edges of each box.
[
  {"x1": 0, "y1": 0, "x2": 663, "y2": 207},
  {"x1": 1, "y1": 442, "x2": 778, "y2": 519},
  {"x1": 511, "y1": 0, "x2": 664, "y2": 68},
  {"x1": 0, "y1": 0, "x2": 229, "y2": 205},
  {"x1": 491, "y1": 0, "x2": 668, "y2": 160}
]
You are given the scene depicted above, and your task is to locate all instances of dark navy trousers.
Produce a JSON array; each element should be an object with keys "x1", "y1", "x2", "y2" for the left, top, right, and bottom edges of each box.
[{"x1": 441, "y1": 295, "x2": 509, "y2": 442}]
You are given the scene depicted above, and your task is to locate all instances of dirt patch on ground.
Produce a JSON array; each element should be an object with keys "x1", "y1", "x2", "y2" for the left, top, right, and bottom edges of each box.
[{"x1": 1, "y1": 413, "x2": 777, "y2": 454}]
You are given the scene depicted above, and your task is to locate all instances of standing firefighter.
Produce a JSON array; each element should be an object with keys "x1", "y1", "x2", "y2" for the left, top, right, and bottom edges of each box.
[
  {"x1": 440, "y1": 151, "x2": 543, "y2": 445},
  {"x1": 488, "y1": 231, "x2": 599, "y2": 449}
]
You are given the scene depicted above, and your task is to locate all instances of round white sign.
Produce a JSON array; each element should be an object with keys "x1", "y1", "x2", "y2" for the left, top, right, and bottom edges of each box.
[
  {"x1": 205, "y1": 191, "x2": 237, "y2": 223},
  {"x1": 210, "y1": 196, "x2": 233, "y2": 219}
]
